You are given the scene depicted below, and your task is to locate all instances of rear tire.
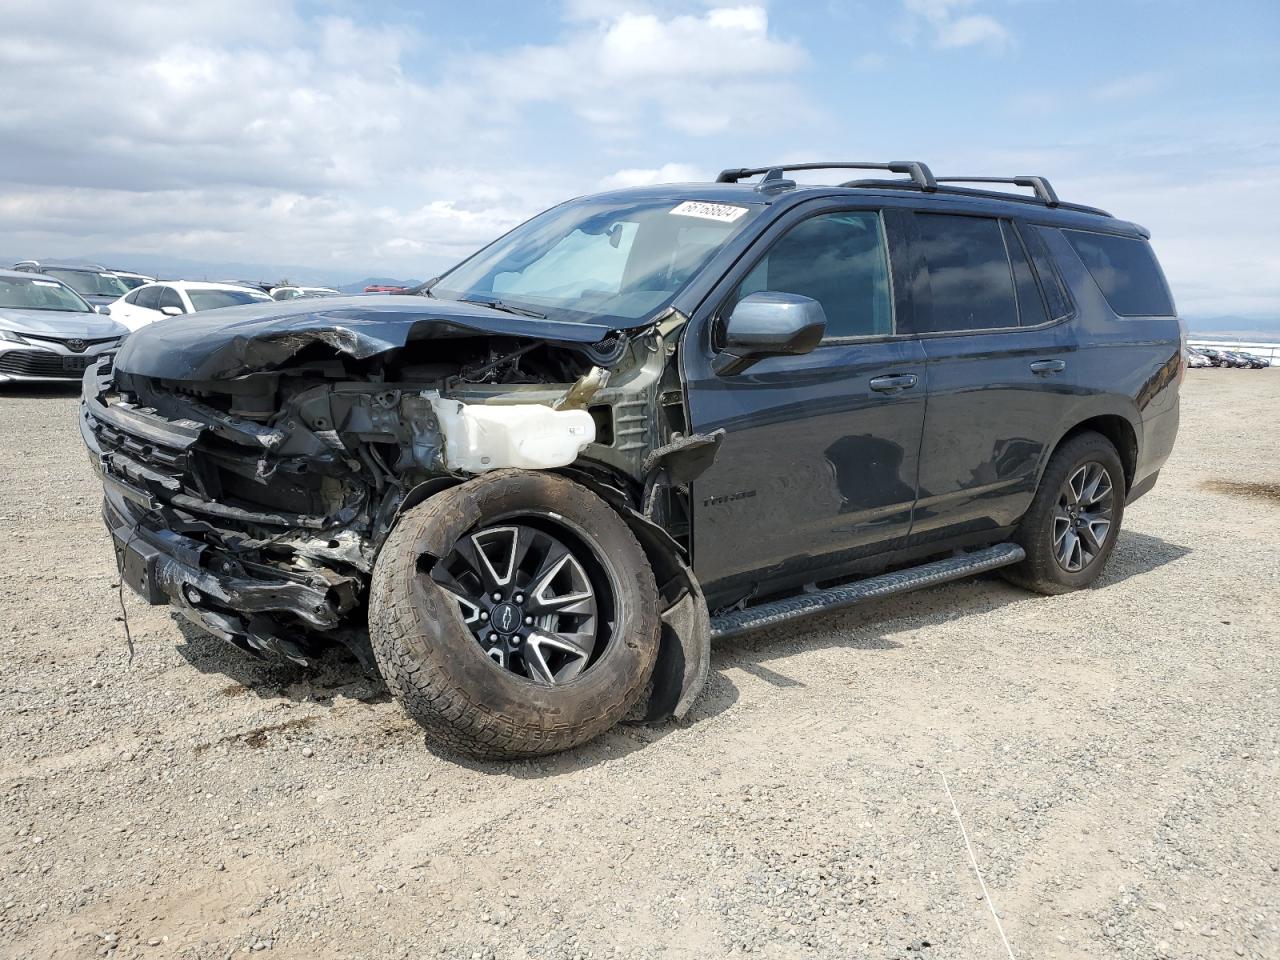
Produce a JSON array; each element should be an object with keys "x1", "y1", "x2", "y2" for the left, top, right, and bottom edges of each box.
[
  {"x1": 369, "y1": 470, "x2": 660, "y2": 759},
  {"x1": 1002, "y1": 431, "x2": 1126, "y2": 595}
]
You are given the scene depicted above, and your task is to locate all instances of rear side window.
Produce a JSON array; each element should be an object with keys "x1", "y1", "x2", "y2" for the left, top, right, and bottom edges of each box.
[
  {"x1": 915, "y1": 214, "x2": 1018, "y2": 332},
  {"x1": 1063, "y1": 229, "x2": 1174, "y2": 316}
]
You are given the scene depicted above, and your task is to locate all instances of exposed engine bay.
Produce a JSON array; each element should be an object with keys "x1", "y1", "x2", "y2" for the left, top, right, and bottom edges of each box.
[{"x1": 81, "y1": 313, "x2": 709, "y2": 712}]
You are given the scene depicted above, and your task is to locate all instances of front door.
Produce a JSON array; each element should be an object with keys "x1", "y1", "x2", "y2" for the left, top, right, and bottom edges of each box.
[{"x1": 682, "y1": 205, "x2": 927, "y2": 607}]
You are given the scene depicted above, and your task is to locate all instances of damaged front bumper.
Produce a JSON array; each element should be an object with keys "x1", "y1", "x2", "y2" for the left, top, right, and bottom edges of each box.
[{"x1": 82, "y1": 374, "x2": 365, "y2": 667}]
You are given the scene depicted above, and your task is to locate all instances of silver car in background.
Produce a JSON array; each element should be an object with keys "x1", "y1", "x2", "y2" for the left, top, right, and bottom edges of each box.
[{"x1": 0, "y1": 270, "x2": 129, "y2": 384}]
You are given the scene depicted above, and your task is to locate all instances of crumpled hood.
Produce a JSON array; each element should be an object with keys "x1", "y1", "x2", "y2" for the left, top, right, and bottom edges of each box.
[
  {"x1": 0, "y1": 307, "x2": 128, "y2": 339},
  {"x1": 112, "y1": 294, "x2": 619, "y2": 381}
]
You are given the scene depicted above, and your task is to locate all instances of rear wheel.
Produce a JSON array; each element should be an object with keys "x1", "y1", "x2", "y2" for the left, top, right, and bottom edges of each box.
[
  {"x1": 1003, "y1": 431, "x2": 1126, "y2": 595},
  {"x1": 369, "y1": 470, "x2": 660, "y2": 758}
]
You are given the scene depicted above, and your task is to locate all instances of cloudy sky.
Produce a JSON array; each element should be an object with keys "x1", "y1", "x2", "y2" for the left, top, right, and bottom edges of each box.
[{"x1": 1, "y1": 0, "x2": 1277, "y2": 315}]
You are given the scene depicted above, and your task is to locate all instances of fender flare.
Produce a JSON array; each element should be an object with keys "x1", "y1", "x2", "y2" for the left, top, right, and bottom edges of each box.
[{"x1": 559, "y1": 468, "x2": 711, "y2": 723}]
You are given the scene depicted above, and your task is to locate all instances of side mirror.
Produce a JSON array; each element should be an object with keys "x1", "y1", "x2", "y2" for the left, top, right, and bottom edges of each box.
[
  {"x1": 712, "y1": 291, "x2": 826, "y2": 376},
  {"x1": 160, "y1": 305, "x2": 183, "y2": 317},
  {"x1": 96, "y1": 305, "x2": 111, "y2": 315}
]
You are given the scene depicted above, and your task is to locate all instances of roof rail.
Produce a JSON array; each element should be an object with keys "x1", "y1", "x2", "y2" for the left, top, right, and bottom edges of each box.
[
  {"x1": 934, "y1": 176, "x2": 1060, "y2": 206},
  {"x1": 716, "y1": 161, "x2": 937, "y2": 192}
]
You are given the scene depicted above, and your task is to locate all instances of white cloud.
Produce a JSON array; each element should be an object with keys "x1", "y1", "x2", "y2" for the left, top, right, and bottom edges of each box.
[
  {"x1": 0, "y1": 2, "x2": 814, "y2": 275},
  {"x1": 598, "y1": 164, "x2": 705, "y2": 189},
  {"x1": 900, "y1": 0, "x2": 1013, "y2": 52},
  {"x1": 466, "y1": 6, "x2": 809, "y2": 135},
  {"x1": 1091, "y1": 72, "x2": 1165, "y2": 102}
]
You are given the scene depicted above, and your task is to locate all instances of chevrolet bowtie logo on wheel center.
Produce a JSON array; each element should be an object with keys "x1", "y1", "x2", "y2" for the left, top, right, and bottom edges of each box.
[{"x1": 491, "y1": 601, "x2": 522, "y2": 635}]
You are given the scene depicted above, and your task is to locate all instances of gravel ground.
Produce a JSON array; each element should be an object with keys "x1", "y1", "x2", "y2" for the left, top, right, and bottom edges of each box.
[{"x1": 1, "y1": 369, "x2": 1277, "y2": 960}]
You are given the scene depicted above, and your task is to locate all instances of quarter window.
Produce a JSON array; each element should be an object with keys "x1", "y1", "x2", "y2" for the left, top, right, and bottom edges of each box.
[
  {"x1": 915, "y1": 214, "x2": 1018, "y2": 332},
  {"x1": 1001, "y1": 221, "x2": 1048, "y2": 327},
  {"x1": 1063, "y1": 229, "x2": 1175, "y2": 316},
  {"x1": 735, "y1": 211, "x2": 892, "y2": 339}
]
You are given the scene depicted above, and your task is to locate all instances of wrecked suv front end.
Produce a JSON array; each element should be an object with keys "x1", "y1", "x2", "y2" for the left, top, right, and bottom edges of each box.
[
  {"x1": 80, "y1": 191, "x2": 766, "y2": 757},
  {"x1": 80, "y1": 294, "x2": 711, "y2": 753}
]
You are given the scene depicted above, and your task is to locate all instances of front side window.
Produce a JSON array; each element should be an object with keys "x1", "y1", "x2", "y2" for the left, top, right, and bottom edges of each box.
[
  {"x1": 432, "y1": 197, "x2": 762, "y2": 325},
  {"x1": 115, "y1": 275, "x2": 149, "y2": 290},
  {"x1": 915, "y1": 214, "x2": 1019, "y2": 332},
  {"x1": 186, "y1": 289, "x2": 272, "y2": 311},
  {"x1": 0, "y1": 276, "x2": 92, "y2": 313},
  {"x1": 734, "y1": 211, "x2": 892, "y2": 339},
  {"x1": 135, "y1": 285, "x2": 162, "y2": 310},
  {"x1": 158, "y1": 286, "x2": 186, "y2": 313},
  {"x1": 1063, "y1": 229, "x2": 1175, "y2": 316},
  {"x1": 44, "y1": 269, "x2": 128, "y2": 298}
]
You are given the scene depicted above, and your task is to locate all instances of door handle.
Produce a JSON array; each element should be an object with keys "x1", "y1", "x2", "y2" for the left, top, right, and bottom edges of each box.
[
  {"x1": 1030, "y1": 359, "x2": 1066, "y2": 375},
  {"x1": 869, "y1": 374, "x2": 919, "y2": 393}
]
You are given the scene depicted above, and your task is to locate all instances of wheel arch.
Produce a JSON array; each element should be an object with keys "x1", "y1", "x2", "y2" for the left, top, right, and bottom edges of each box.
[{"x1": 1045, "y1": 412, "x2": 1139, "y2": 494}]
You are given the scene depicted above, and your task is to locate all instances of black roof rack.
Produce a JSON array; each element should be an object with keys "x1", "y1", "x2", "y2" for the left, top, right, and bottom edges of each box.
[
  {"x1": 934, "y1": 176, "x2": 1059, "y2": 206},
  {"x1": 716, "y1": 161, "x2": 938, "y2": 192}
]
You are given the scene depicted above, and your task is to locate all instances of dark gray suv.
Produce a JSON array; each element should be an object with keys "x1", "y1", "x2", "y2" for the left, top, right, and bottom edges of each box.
[{"x1": 81, "y1": 161, "x2": 1182, "y2": 758}]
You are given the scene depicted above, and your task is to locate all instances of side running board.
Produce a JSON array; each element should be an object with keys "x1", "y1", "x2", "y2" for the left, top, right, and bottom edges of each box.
[{"x1": 709, "y1": 543, "x2": 1026, "y2": 641}]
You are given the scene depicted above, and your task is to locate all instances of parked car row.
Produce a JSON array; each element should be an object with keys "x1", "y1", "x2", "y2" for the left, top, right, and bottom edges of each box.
[
  {"x1": 1, "y1": 261, "x2": 355, "y2": 383},
  {"x1": 1187, "y1": 347, "x2": 1273, "y2": 369}
]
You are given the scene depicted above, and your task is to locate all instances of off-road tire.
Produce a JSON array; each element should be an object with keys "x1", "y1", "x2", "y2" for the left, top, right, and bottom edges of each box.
[
  {"x1": 369, "y1": 469, "x2": 660, "y2": 759},
  {"x1": 1002, "y1": 431, "x2": 1126, "y2": 595}
]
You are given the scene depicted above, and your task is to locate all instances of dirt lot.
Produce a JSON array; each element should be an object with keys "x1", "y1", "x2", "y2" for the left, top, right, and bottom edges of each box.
[{"x1": 1, "y1": 370, "x2": 1277, "y2": 960}]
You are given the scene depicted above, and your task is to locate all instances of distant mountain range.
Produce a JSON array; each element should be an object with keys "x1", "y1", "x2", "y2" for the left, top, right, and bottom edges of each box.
[
  {"x1": 1183, "y1": 315, "x2": 1280, "y2": 342},
  {"x1": 336, "y1": 277, "x2": 422, "y2": 294},
  {"x1": 2, "y1": 252, "x2": 420, "y2": 293}
]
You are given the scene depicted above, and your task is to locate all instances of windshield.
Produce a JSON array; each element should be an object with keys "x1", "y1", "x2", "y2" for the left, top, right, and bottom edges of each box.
[
  {"x1": 0, "y1": 276, "x2": 93, "y2": 313},
  {"x1": 186, "y1": 288, "x2": 273, "y2": 312},
  {"x1": 431, "y1": 197, "x2": 761, "y2": 324},
  {"x1": 45, "y1": 269, "x2": 128, "y2": 298}
]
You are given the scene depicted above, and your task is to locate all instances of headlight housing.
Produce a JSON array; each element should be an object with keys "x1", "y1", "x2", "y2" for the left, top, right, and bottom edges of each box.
[{"x1": 0, "y1": 329, "x2": 28, "y2": 343}]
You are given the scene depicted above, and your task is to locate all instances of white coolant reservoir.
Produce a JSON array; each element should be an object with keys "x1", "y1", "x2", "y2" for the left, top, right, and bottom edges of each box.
[{"x1": 426, "y1": 393, "x2": 596, "y2": 474}]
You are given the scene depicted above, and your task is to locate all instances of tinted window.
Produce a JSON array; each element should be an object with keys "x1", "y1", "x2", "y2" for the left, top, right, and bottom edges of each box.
[
  {"x1": 136, "y1": 285, "x2": 162, "y2": 310},
  {"x1": 1001, "y1": 221, "x2": 1048, "y2": 327},
  {"x1": 736, "y1": 211, "x2": 892, "y2": 339},
  {"x1": 124, "y1": 288, "x2": 141, "y2": 305},
  {"x1": 186, "y1": 289, "x2": 272, "y2": 311},
  {"x1": 1020, "y1": 225, "x2": 1073, "y2": 320},
  {"x1": 44, "y1": 269, "x2": 128, "y2": 298},
  {"x1": 158, "y1": 286, "x2": 186, "y2": 312},
  {"x1": 915, "y1": 214, "x2": 1018, "y2": 332},
  {"x1": 1063, "y1": 229, "x2": 1174, "y2": 316}
]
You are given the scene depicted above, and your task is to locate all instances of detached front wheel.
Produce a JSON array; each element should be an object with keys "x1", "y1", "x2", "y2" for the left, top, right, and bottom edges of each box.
[{"x1": 369, "y1": 470, "x2": 660, "y2": 759}]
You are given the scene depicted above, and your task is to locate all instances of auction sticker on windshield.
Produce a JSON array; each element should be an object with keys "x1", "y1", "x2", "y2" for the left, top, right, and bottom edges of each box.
[{"x1": 669, "y1": 201, "x2": 748, "y2": 223}]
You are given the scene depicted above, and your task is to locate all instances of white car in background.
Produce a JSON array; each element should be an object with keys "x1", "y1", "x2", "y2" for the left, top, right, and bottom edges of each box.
[
  {"x1": 270, "y1": 285, "x2": 341, "y2": 301},
  {"x1": 109, "y1": 270, "x2": 156, "y2": 291},
  {"x1": 105, "y1": 281, "x2": 273, "y2": 331}
]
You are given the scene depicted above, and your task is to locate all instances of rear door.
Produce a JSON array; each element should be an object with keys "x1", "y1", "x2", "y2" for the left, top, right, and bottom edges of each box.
[
  {"x1": 683, "y1": 202, "x2": 928, "y2": 606},
  {"x1": 905, "y1": 212, "x2": 1076, "y2": 543}
]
